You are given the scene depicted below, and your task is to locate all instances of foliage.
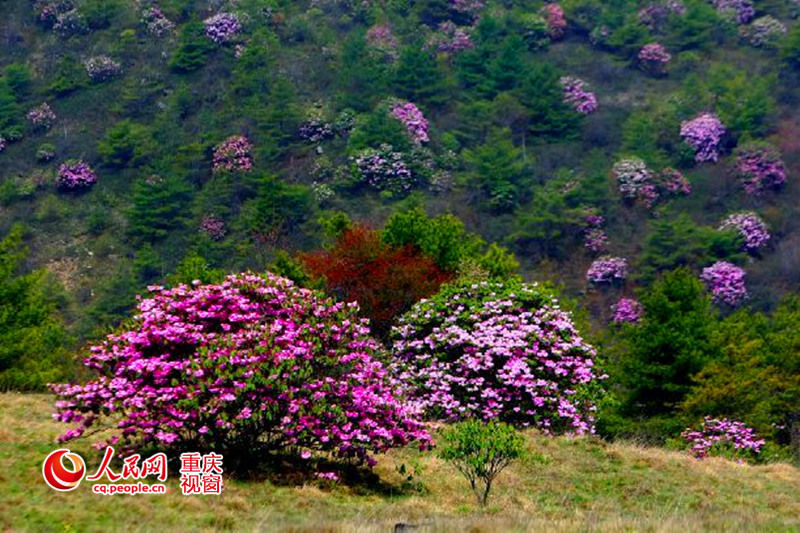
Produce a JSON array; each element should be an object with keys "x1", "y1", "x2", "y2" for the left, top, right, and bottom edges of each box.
[
  {"x1": 97, "y1": 121, "x2": 156, "y2": 168},
  {"x1": 52, "y1": 273, "x2": 430, "y2": 471},
  {"x1": 392, "y1": 279, "x2": 604, "y2": 433},
  {"x1": 438, "y1": 420, "x2": 525, "y2": 506},
  {"x1": 681, "y1": 417, "x2": 764, "y2": 461}
]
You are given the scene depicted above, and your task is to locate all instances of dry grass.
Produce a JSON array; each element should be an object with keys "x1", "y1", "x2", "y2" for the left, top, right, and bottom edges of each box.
[{"x1": 1, "y1": 393, "x2": 799, "y2": 532}]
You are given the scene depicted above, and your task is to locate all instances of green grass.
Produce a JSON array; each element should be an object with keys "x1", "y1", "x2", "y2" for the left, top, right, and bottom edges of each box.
[{"x1": 1, "y1": 394, "x2": 799, "y2": 532}]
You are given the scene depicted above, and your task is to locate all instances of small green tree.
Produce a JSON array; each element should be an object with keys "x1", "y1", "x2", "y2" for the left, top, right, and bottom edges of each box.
[
  {"x1": 464, "y1": 127, "x2": 524, "y2": 212},
  {"x1": 170, "y1": 21, "x2": 215, "y2": 73},
  {"x1": 438, "y1": 420, "x2": 526, "y2": 507}
]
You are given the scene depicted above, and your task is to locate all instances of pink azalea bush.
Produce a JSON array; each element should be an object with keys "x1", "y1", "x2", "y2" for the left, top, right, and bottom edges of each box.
[
  {"x1": 583, "y1": 214, "x2": 607, "y2": 253},
  {"x1": 734, "y1": 142, "x2": 787, "y2": 195},
  {"x1": 51, "y1": 273, "x2": 430, "y2": 466},
  {"x1": 613, "y1": 157, "x2": 650, "y2": 199},
  {"x1": 638, "y1": 2, "x2": 686, "y2": 28},
  {"x1": 680, "y1": 113, "x2": 726, "y2": 163},
  {"x1": 659, "y1": 168, "x2": 691, "y2": 195},
  {"x1": 200, "y1": 215, "x2": 226, "y2": 241},
  {"x1": 391, "y1": 280, "x2": 605, "y2": 434},
  {"x1": 84, "y1": 56, "x2": 122, "y2": 82},
  {"x1": 611, "y1": 298, "x2": 643, "y2": 324},
  {"x1": 27, "y1": 103, "x2": 56, "y2": 130},
  {"x1": 587, "y1": 256, "x2": 628, "y2": 284},
  {"x1": 353, "y1": 144, "x2": 415, "y2": 193},
  {"x1": 390, "y1": 102, "x2": 430, "y2": 144},
  {"x1": 56, "y1": 160, "x2": 97, "y2": 191},
  {"x1": 427, "y1": 22, "x2": 474, "y2": 54},
  {"x1": 711, "y1": 0, "x2": 755, "y2": 24},
  {"x1": 560, "y1": 77, "x2": 598, "y2": 115},
  {"x1": 719, "y1": 212, "x2": 770, "y2": 252},
  {"x1": 638, "y1": 43, "x2": 671, "y2": 75},
  {"x1": 213, "y1": 135, "x2": 253, "y2": 174},
  {"x1": 204, "y1": 12, "x2": 241, "y2": 44},
  {"x1": 542, "y1": 3, "x2": 567, "y2": 39},
  {"x1": 366, "y1": 25, "x2": 399, "y2": 59},
  {"x1": 682, "y1": 417, "x2": 764, "y2": 461},
  {"x1": 700, "y1": 261, "x2": 747, "y2": 306},
  {"x1": 299, "y1": 116, "x2": 334, "y2": 143}
]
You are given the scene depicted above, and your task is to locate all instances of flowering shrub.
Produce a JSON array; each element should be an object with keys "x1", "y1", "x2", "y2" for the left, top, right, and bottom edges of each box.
[
  {"x1": 56, "y1": 160, "x2": 97, "y2": 191},
  {"x1": 301, "y1": 226, "x2": 452, "y2": 336},
  {"x1": 391, "y1": 279, "x2": 604, "y2": 433},
  {"x1": 659, "y1": 168, "x2": 691, "y2": 195},
  {"x1": 27, "y1": 103, "x2": 56, "y2": 130},
  {"x1": 700, "y1": 261, "x2": 747, "y2": 306},
  {"x1": 734, "y1": 142, "x2": 787, "y2": 195},
  {"x1": 366, "y1": 25, "x2": 399, "y2": 59},
  {"x1": 638, "y1": 2, "x2": 686, "y2": 28},
  {"x1": 584, "y1": 228, "x2": 608, "y2": 253},
  {"x1": 613, "y1": 157, "x2": 650, "y2": 199},
  {"x1": 680, "y1": 113, "x2": 726, "y2": 163},
  {"x1": 542, "y1": 3, "x2": 567, "y2": 39},
  {"x1": 390, "y1": 102, "x2": 430, "y2": 144},
  {"x1": 638, "y1": 43, "x2": 671, "y2": 75},
  {"x1": 36, "y1": 143, "x2": 56, "y2": 162},
  {"x1": 51, "y1": 273, "x2": 430, "y2": 466},
  {"x1": 711, "y1": 0, "x2": 754, "y2": 24},
  {"x1": 299, "y1": 116, "x2": 334, "y2": 143},
  {"x1": 719, "y1": 212, "x2": 770, "y2": 252},
  {"x1": 611, "y1": 298, "x2": 643, "y2": 324},
  {"x1": 681, "y1": 417, "x2": 764, "y2": 461},
  {"x1": 587, "y1": 256, "x2": 628, "y2": 284},
  {"x1": 451, "y1": 0, "x2": 484, "y2": 15},
  {"x1": 200, "y1": 215, "x2": 226, "y2": 241},
  {"x1": 353, "y1": 144, "x2": 415, "y2": 193},
  {"x1": 427, "y1": 21, "x2": 474, "y2": 54},
  {"x1": 742, "y1": 16, "x2": 787, "y2": 47},
  {"x1": 560, "y1": 77, "x2": 598, "y2": 115},
  {"x1": 84, "y1": 56, "x2": 122, "y2": 82},
  {"x1": 204, "y1": 12, "x2": 241, "y2": 44},
  {"x1": 141, "y1": 6, "x2": 175, "y2": 37},
  {"x1": 53, "y1": 9, "x2": 87, "y2": 37},
  {"x1": 213, "y1": 135, "x2": 253, "y2": 174}
]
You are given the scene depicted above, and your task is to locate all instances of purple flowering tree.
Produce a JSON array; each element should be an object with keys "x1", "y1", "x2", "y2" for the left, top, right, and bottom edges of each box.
[
  {"x1": 587, "y1": 256, "x2": 628, "y2": 284},
  {"x1": 719, "y1": 212, "x2": 770, "y2": 252},
  {"x1": 213, "y1": 135, "x2": 253, "y2": 174},
  {"x1": 51, "y1": 273, "x2": 430, "y2": 468},
  {"x1": 391, "y1": 280, "x2": 605, "y2": 434},
  {"x1": 700, "y1": 261, "x2": 747, "y2": 307},
  {"x1": 560, "y1": 76, "x2": 598, "y2": 115},
  {"x1": 390, "y1": 101, "x2": 430, "y2": 144},
  {"x1": 204, "y1": 12, "x2": 241, "y2": 44},
  {"x1": 682, "y1": 417, "x2": 764, "y2": 461},
  {"x1": 734, "y1": 142, "x2": 787, "y2": 195},
  {"x1": 56, "y1": 160, "x2": 97, "y2": 191},
  {"x1": 680, "y1": 113, "x2": 727, "y2": 163},
  {"x1": 611, "y1": 298, "x2": 643, "y2": 324}
]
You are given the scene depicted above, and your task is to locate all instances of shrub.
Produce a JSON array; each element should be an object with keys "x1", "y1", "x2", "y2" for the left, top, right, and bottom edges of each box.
[
  {"x1": 26, "y1": 103, "x2": 56, "y2": 130},
  {"x1": 141, "y1": 6, "x2": 174, "y2": 36},
  {"x1": 734, "y1": 142, "x2": 786, "y2": 195},
  {"x1": 700, "y1": 261, "x2": 747, "y2": 307},
  {"x1": 710, "y1": 0, "x2": 754, "y2": 25},
  {"x1": 718, "y1": 212, "x2": 769, "y2": 252},
  {"x1": 97, "y1": 121, "x2": 155, "y2": 168},
  {"x1": 680, "y1": 112, "x2": 726, "y2": 163},
  {"x1": 613, "y1": 157, "x2": 650, "y2": 200},
  {"x1": 213, "y1": 135, "x2": 253, "y2": 174},
  {"x1": 51, "y1": 273, "x2": 430, "y2": 470},
  {"x1": 542, "y1": 3, "x2": 567, "y2": 39},
  {"x1": 611, "y1": 298, "x2": 643, "y2": 324},
  {"x1": 56, "y1": 160, "x2": 97, "y2": 191},
  {"x1": 427, "y1": 21, "x2": 474, "y2": 54},
  {"x1": 560, "y1": 76, "x2": 598, "y2": 115},
  {"x1": 301, "y1": 225, "x2": 452, "y2": 337},
  {"x1": 352, "y1": 144, "x2": 415, "y2": 194},
  {"x1": 390, "y1": 101, "x2": 430, "y2": 144},
  {"x1": 681, "y1": 417, "x2": 764, "y2": 461},
  {"x1": 638, "y1": 43, "x2": 671, "y2": 75},
  {"x1": 587, "y1": 256, "x2": 628, "y2": 284},
  {"x1": 438, "y1": 420, "x2": 526, "y2": 506},
  {"x1": 84, "y1": 56, "x2": 122, "y2": 83},
  {"x1": 204, "y1": 12, "x2": 241, "y2": 44},
  {"x1": 36, "y1": 143, "x2": 56, "y2": 162},
  {"x1": 391, "y1": 279, "x2": 604, "y2": 433},
  {"x1": 742, "y1": 16, "x2": 786, "y2": 48}
]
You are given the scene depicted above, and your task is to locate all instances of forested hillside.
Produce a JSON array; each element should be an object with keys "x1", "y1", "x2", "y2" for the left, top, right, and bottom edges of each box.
[{"x1": 2, "y1": 0, "x2": 800, "y2": 471}]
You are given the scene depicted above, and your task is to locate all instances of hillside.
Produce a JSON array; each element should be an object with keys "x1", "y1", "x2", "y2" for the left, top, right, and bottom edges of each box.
[{"x1": 2, "y1": 393, "x2": 799, "y2": 532}]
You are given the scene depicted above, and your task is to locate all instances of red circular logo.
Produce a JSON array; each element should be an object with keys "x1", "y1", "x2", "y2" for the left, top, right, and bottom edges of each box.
[{"x1": 42, "y1": 449, "x2": 86, "y2": 491}]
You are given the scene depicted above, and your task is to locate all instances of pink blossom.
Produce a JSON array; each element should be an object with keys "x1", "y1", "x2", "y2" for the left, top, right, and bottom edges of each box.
[{"x1": 680, "y1": 113, "x2": 726, "y2": 163}]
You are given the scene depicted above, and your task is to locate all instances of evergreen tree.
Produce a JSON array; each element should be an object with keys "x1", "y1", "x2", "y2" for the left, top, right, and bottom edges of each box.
[
  {"x1": 394, "y1": 46, "x2": 448, "y2": 107},
  {"x1": 127, "y1": 175, "x2": 192, "y2": 241}
]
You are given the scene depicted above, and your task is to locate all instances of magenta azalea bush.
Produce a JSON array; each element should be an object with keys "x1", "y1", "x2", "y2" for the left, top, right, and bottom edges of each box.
[
  {"x1": 734, "y1": 142, "x2": 787, "y2": 195},
  {"x1": 680, "y1": 113, "x2": 726, "y2": 163},
  {"x1": 56, "y1": 160, "x2": 97, "y2": 191},
  {"x1": 681, "y1": 417, "x2": 764, "y2": 461},
  {"x1": 200, "y1": 215, "x2": 226, "y2": 241},
  {"x1": 711, "y1": 0, "x2": 754, "y2": 24},
  {"x1": 587, "y1": 256, "x2": 628, "y2": 284},
  {"x1": 560, "y1": 76, "x2": 598, "y2": 115},
  {"x1": 427, "y1": 21, "x2": 474, "y2": 54},
  {"x1": 141, "y1": 6, "x2": 175, "y2": 37},
  {"x1": 700, "y1": 261, "x2": 747, "y2": 307},
  {"x1": 299, "y1": 115, "x2": 334, "y2": 143},
  {"x1": 719, "y1": 212, "x2": 770, "y2": 252},
  {"x1": 391, "y1": 280, "x2": 605, "y2": 434},
  {"x1": 213, "y1": 135, "x2": 253, "y2": 174},
  {"x1": 611, "y1": 298, "x2": 643, "y2": 324},
  {"x1": 659, "y1": 167, "x2": 691, "y2": 195},
  {"x1": 583, "y1": 212, "x2": 608, "y2": 253},
  {"x1": 353, "y1": 143, "x2": 415, "y2": 193},
  {"x1": 542, "y1": 3, "x2": 567, "y2": 39},
  {"x1": 204, "y1": 12, "x2": 241, "y2": 44},
  {"x1": 51, "y1": 273, "x2": 430, "y2": 465},
  {"x1": 390, "y1": 102, "x2": 430, "y2": 144},
  {"x1": 27, "y1": 102, "x2": 56, "y2": 130},
  {"x1": 638, "y1": 43, "x2": 671, "y2": 75}
]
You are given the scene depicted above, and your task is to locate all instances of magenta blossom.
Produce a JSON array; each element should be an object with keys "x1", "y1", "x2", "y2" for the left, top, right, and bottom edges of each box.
[
  {"x1": 700, "y1": 261, "x2": 747, "y2": 306},
  {"x1": 587, "y1": 256, "x2": 628, "y2": 284},
  {"x1": 560, "y1": 77, "x2": 598, "y2": 115},
  {"x1": 734, "y1": 142, "x2": 786, "y2": 195},
  {"x1": 611, "y1": 298, "x2": 643, "y2": 324},
  {"x1": 213, "y1": 135, "x2": 253, "y2": 174},
  {"x1": 204, "y1": 12, "x2": 241, "y2": 44},
  {"x1": 390, "y1": 102, "x2": 430, "y2": 144},
  {"x1": 56, "y1": 160, "x2": 97, "y2": 191},
  {"x1": 719, "y1": 212, "x2": 770, "y2": 252},
  {"x1": 680, "y1": 113, "x2": 726, "y2": 163},
  {"x1": 682, "y1": 417, "x2": 764, "y2": 460}
]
